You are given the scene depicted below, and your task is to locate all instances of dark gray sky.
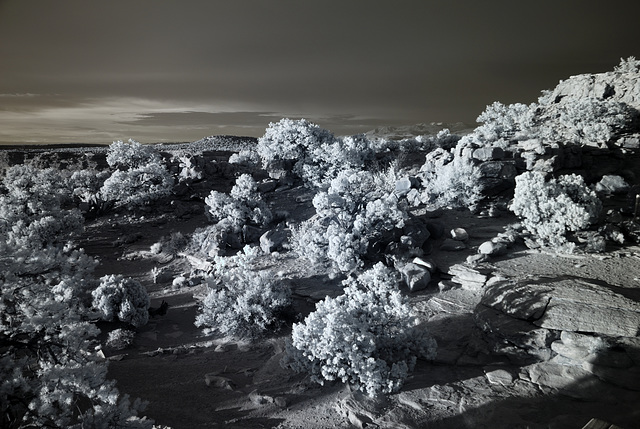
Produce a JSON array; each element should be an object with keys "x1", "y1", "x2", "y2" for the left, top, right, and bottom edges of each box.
[{"x1": 1, "y1": 0, "x2": 639, "y2": 144}]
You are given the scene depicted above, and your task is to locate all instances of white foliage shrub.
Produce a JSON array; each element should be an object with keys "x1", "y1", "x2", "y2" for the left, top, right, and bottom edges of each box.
[
  {"x1": 0, "y1": 165, "x2": 83, "y2": 249},
  {"x1": 229, "y1": 148, "x2": 261, "y2": 167},
  {"x1": 205, "y1": 173, "x2": 272, "y2": 232},
  {"x1": 283, "y1": 263, "x2": 436, "y2": 397},
  {"x1": 194, "y1": 246, "x2": 291, "y2": 339},
  {"x1": 475, "y1": 102, "x2": 537, "y2": 142},
  {"x1": 0, "y1": 167, "x2": 151, "y2": 426},
  {"x1": 535, "y1": 99, "x2": 633, "y2": 146},
  {"x1": 101, "y1": 162, "x2": 174, "y2": 208},
  {"x1": 614, "y1": 56, "x2": 640, "y2": 73},
  {"x1": 418, "y1": 144, "x2": 484, "y2": 209},
  {"x1": 100, "y1": 140, "x2": 174, "y2": 208},
  {"x1": 256, "y1": 118, "x2": 384, "y2": 187},
  {"x1": 106, "y1": 328, "x2": 135, "y2": 350},
  {"x1": 291, "y1": 169, "x2": 405, "y2": 272},
  {"x1": 476, "y1": 96, "x2": 634, "y2": 148},
  {"x1": 256, "y1": 118, "x2": 337, "y2": 180},
  {"x1": 92, "y1": 275, "x2": 150, "y2": 328},
  {"x1": 106, "y1": 139, "x2": 162, "y2": 170},
  {"x1": 509, "y1": 172, "x2": 602, "y2": 251},
  {"x1": 176, "y1": 154, "x2": 203, "y2": 182}
]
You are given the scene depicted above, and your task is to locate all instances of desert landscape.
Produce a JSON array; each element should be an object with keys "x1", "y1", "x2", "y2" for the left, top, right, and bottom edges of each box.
[{"x1": 2, "y1": 59, "x2": 640, "y2": 429}]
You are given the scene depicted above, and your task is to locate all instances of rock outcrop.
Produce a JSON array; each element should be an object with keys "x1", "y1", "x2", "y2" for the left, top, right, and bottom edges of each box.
[{"x1": 474, "y1": 276, "x2": 640, "y2": 390}]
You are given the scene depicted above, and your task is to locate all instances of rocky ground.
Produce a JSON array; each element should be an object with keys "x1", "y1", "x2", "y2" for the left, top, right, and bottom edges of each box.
[{"x1": 69, "y1": 169, "x2": 640, "y2": 429}]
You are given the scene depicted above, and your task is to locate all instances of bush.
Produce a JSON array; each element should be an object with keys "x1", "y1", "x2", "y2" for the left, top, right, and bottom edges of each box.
[
  {"x1": 100, "y1": 140, "x2": 174, "y2": 208},
  {"x1": 106, "y1": 139, "x2": 162, "y2": 170},
  {"x1": 106, "y1": 328, "x2": 135, "y2": 350},
  {"x1": 418, "y1": 144, "x2": 484, "y2": 210},
  {"x1": 291, "y1": 169, "x2": 405, "y2": 272},
  {"x1": 92, "y1": 275, "x2": 150, "y2": 327},
  {"x1": 100, "y1": 162, "x2": 174, "y2": 208},
  {"x1": 205, "y1": 173, "x2": 272, "y2": 233},
  {"x1": 475, "y1": 102, "x2": 537, "y2": 142},
  {"x1": 509, "y1": 172, "x2": 602, "y2": 251},
  {"x1": 283, "y1": 263, "x2": 436, "y2": 396},
  {"x1": 256, "y1": 118, "x2": 336, "y2": 181},
  {"x1": 0, "y1": 165, "x2": 84, "y2": 249},
  {"x1": 194, "y1": 246, "x2": 291, "y2": 339},
  {"x1": 614, "y1": 56, "x2": 640, "y2": 73}
]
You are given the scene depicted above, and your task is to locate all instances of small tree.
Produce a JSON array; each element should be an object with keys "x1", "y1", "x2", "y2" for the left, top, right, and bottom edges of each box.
[
  {"x1": 291, "y1": 169, "x2": 405, "y2": 272},
  {"x1": 205, "y1": 173, "x2": 272, "y2": 233},
  {"x1": 509, "y1": 171, "x2": 602, "y2": 251},
  {"x1": 194, "y1": 246, "x2": 291, "y2": 339},
  {"x1": 283, "y1": 263, "x2": 436, "y2": 396},
  {"x1": 100, "y1": 140, "x2": 174, "y2": 208},
  {"x1": 106, "y1": 139, "x2": 162, "y2": 170},
  {"x1": 92, "y1": 275, "x2": 150, "y2": 328}
]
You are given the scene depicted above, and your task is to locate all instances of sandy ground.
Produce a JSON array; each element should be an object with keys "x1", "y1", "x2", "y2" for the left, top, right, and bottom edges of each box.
[{"x1": 76, "y1": 181, "x2": 640, "y2": 429}]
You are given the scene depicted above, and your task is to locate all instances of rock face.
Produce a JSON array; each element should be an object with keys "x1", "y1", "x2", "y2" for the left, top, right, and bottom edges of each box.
[
  {"x1": 544, "y1": 69, "x2": 640, "y2": 111},
  {"x1": 475, "y1": 276, "x2": 640, "y2": 389},
  {"x1": 479, "y1": 277, "x2": 640, "y2": 337}
]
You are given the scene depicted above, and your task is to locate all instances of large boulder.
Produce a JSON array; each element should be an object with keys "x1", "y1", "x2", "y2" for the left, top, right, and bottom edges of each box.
[
  {"x1": 475, "y1": 276, "x2": 640, "y2": 377},
  {"x1": 481, "y1": 277, "x2": 640, "y2": 337}
]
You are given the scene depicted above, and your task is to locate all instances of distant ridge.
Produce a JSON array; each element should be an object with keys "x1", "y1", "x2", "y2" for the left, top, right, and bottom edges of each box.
[{"x1": 366, "y1": 121, "x2": 476, "y2": 140}]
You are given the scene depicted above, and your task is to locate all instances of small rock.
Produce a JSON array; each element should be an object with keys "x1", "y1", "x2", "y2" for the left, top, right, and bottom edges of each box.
[
  {"x1": 257, "y1": 180, "x2": 278, "y2": 193},
  {"x1": 395, "y1": 177, "x2": 419, "y2": 195},
  {"x1": 467, "y1": 253, "x2": 490, "y2": 265},
  {"x1": 274, "y1": 397, "x2": 288, "y2": 408},
  {"x1": 249, "y1": 390, "x2": 274, "y2": 406},
  {"x1": 478, "y1": 240, "x2": 508, "y2": 256},
  {"x1": 484, "y1": 368, "x2": 514, "y2": 386},
  {"x1": 449, "y1": 264, "x2": 488, "y2": 289},
  {"x1": 450, "y1": 228, "x2": 469, "y2": 241},
  {"x1": 401, "y1": 263, "x2": 432, "y2": 292},
  {"x1": 204, "y1": 374, "x2": 235, "y2": 390},
  {"x1": 403, "y1": 220, "x2": 431, "y2": 248},
  {"x1": 412, "y1": 257, "x2": 437, "y2": 273},
  {"x1": 260, "y1": 228, "x2": 288, "y2": 254},
  {"x1": 596, "y1": 174, "x2": 630, "y2": 194},
  {"x1": 473, "y1": 146, "x2": 505, "y2": 161}
]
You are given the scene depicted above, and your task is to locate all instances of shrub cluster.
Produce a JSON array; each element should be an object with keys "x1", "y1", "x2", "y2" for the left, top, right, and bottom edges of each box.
[
  {"x1": 0, "y1": 162, "x2": 151, "y2": 427},
  {"x1": 205, "y1": 173, "x2": 272, "y2": 233},
  {"x1": 100, "y1": 139, "x2": 174, "y2": 208},
  {"x1": 509, "y1": 171, "x2": 602, "y2": 251},
  {"x1": 91, "y1": 275, "x2": 150, "y2": 328},
  {"x1": 194, "y1": 246, "x2": 291, "y2": 339},
  {"x1": 283, "y1": 263, "x2": 436, "y2": 397},
  {"x1": 255, "y1": 118, "x2": 381, "y2": 187},
  {"x1": 291, "y1": 169, "x2": 405, "y2": 272}
]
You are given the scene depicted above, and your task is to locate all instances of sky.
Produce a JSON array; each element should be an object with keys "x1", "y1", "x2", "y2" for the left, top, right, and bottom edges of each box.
[{"x1": 1, "y1": 0, "x2": 639, "y2": 145}]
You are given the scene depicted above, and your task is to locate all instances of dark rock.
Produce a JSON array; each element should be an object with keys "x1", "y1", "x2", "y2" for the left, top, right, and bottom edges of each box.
[
  {"x1": 449, "y1": 264, "x2": 489, "y2": 290},
  {"x1": 474, "y1": 305, "x2": 557, "y2": 363},
  {"x1": 257, "y1": 180, "x2": 278, "y2": 193},
  {"x1": 425, "y1": 221, "x2": 445, "y2": 239},
  {"x1": 402, "y1": 220, "x2": 431, "y2": 248},
  {"x1": 401, "y1": 262, "x2": 431, "y2": 292},
  {"x1": 482, "y1": 277, "x2": 640, "y2": 337},
  {"x1": 260, "y1": 228, "x2": 288, "y2": 254}
]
